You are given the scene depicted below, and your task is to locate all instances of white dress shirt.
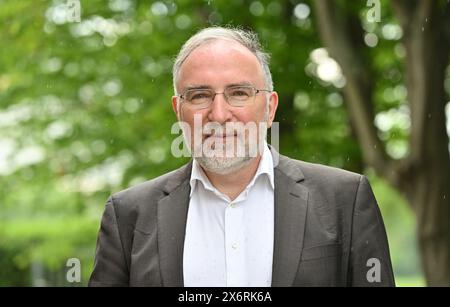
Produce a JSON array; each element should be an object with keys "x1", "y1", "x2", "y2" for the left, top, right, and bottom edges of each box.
[{"x1": 183, "y1": 143, "x2": 275, "y2": 287}]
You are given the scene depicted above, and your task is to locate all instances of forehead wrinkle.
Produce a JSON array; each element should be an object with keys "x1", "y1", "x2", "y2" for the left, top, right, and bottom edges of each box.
[
  {"x1": 188, "y1": 39, "x2": 259, "y2": 65},
  {"x1": 183, "y1": 81, "x2": 255, "y2": 92},
  {"x1": 177, "y1": 40, "x2": 264, "y2": 91}
]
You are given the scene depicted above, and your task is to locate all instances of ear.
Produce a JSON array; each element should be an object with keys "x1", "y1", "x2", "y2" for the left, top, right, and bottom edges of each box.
[
  {"x1": 267, "y1": 91, "x2": 278, "y2": 128},
  {"x1": 172, "y1": 95, "x2": 180, "y2": 120}
]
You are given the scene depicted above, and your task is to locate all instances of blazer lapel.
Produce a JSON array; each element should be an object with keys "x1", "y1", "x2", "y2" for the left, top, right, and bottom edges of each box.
[
  {"x1": 271, "y1": 154, "x2": 309, "y2": 286},
  {"x1": 157, "y1": 162, "x2": 192, "y2": 286},
  {"x1": 156, "y1": 151, "x2": 309, "y2": 287}
]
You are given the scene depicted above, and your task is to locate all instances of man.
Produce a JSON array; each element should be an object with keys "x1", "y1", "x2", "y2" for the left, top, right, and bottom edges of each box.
[{"x1": 89, "y1": 26, "x2": 395, "y2": 287}]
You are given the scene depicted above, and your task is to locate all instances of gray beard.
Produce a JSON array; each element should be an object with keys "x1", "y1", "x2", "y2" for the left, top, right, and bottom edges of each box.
[
  {"x1": 188, "y1": 101, "x2": 270, "y2": 175},
  {"x1": 195, "y1": 125, "x2": 268, "y2": 175},
  {"x1": 195, "y1": 155, "x2": 254, "y2": 175}
]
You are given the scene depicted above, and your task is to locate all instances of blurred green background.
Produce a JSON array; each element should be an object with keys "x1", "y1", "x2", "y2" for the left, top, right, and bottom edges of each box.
[{"x1": 3, "y1": 0, "x2": 449, "y2": 286}]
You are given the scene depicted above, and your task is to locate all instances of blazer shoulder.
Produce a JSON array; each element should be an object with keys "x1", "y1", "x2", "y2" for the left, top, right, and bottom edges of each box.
[
  {"x1": 110, "y1": 162, "x2": 191, "y2": 212},
  {"x1": 278, "y1": 155, "x2": 363, "y2": 190},
  {"x1": 280, "y1": 156, "x2": 368, "y2": 216},
  {"x1": 298, "y1": 159, "x2": 362, "y2": 183}
]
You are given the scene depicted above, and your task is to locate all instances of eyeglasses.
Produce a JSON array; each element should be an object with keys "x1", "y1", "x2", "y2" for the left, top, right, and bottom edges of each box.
[{"x1": 178, "y1": 85, "x2": 271, "y2": 109}]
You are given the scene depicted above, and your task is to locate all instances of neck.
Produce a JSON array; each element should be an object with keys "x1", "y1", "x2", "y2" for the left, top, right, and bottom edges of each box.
[{"x1": 203, "y1": 155, "x2": 262, "y2": 201}]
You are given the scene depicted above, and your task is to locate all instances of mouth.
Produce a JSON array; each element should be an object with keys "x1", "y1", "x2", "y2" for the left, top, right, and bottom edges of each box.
[{"x1": 204, "y1": 132, "x2": 238, "y2": 141}]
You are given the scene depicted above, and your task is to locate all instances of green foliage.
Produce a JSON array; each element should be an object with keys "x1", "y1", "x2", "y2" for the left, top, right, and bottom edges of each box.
[
  {"x1": 0, "y1": 0, "x2": 424, "y2": 285},
  {"x1": 368, "y1": 171, "x2": 423, "y2": 286}
]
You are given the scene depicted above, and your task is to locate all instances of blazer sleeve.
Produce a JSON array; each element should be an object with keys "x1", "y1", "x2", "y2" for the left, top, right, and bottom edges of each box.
[
  {"x1": 348, "y1": 175, "x2": 395, "y2": 287},
  {"x1": 88, "y1": 197, "x2": 129, "y2": 286}
]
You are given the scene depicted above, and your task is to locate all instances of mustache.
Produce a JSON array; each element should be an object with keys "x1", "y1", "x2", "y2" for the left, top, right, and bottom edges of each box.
[
  {"x1": 201, "y1": 122, "x2": 242, "y2": 138},
  {"x1": 183, "y1": 120, "x2": 269, "y2": 143},
  {"x1": 204, "y1": 131, "x2": 238, "y2": 137}
]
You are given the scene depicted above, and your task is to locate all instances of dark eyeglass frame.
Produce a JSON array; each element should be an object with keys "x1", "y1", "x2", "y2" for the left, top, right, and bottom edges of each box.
[{"x1": 178, "y1": 85, "x2": 272, "y2": 109}]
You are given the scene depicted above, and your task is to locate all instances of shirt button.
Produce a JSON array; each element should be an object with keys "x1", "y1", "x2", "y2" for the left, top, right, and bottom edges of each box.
[
  {"x1": 232, "y1": 243, "x2": 238, "y2": 249},
  {"x1": 229, "y1": 203, "x2": 235, "y2": 208}
]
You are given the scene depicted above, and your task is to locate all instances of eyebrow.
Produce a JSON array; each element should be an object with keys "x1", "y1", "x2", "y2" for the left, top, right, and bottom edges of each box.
[{"x1": 184, "y1": 81, "x2": 254, "y2": 91}]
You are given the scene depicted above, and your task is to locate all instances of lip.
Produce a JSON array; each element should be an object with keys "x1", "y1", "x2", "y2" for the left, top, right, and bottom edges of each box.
[{"x1": 204, "y1": 133, "x2": 237, "y2": 139}]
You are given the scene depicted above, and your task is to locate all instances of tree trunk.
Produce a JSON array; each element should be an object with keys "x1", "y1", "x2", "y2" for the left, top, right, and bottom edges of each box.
[
  {"x1": 313, "y1": 0, "x2": 450, "y2": 285},
  {"x1": 395, "y1": 0, "x2": 450, "y2": 285},
  {"x1": 413, "y1": 160, "x2": 450, "y2": 286}
]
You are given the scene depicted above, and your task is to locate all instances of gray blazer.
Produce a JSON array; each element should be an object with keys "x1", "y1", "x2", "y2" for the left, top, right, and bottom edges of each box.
[{"x1": 89, "y1": 151, "x2": 395, "y2": 287}]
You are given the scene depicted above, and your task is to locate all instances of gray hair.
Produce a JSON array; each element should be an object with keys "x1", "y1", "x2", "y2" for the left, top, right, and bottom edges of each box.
[{"x1": 172, "y1": 26, "x2": 273, "y2": 95}]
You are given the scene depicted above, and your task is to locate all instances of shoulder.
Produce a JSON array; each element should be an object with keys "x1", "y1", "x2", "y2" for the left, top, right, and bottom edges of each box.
[
  {"x1": 278, "y1": 154, "x2": 363, "y2": 185},
  {"x1": 298, "y1": 159, "x2": 362, "y2": 186},
  {"x1": 276, "y1": 154, "x2": 365, "y2": 203},
  {"x1": 109, "y1": 162, "x2": 192, "y2": 214}
]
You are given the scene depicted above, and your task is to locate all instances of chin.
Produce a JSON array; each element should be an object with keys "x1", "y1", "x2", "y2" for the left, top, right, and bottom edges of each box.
[{"x1": 195, "y1": 156, "x2": 254, "y2": 175}]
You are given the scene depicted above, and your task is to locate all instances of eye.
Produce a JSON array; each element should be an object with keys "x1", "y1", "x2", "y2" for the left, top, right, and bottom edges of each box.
[
  {"x1": 187, "y1": 90, "x2": 212, "y2": 101},
  {"x1": 228, "y1": 87, "x2": 251, "y2": 98}
]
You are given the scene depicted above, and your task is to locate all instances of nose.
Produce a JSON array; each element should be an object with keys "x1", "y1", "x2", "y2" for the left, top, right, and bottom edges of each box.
[{"x1": 207, "y1": 92, "x2": 233, "y2": 124}]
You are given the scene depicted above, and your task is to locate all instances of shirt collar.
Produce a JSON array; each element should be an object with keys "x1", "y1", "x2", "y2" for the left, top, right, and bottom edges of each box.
[{"x1": 189, "y1": 141, "x2": 275, "y2": 197}]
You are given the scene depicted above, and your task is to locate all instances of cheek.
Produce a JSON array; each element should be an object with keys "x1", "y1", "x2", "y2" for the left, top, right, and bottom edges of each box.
[
  {"x1": 180, "y1": 105, "x2": 205, "y2": 122},
  {"x1": 180, "y1": 107, "x2": 209, "y2": 136},
  {"x1": 236, "y1": 104, "x2": 266, "y2": 123}
]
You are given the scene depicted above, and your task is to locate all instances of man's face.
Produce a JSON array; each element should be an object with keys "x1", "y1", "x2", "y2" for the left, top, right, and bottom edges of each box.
[{"x1": 172, "y1": 39, "x2": 278, "y2": 174}]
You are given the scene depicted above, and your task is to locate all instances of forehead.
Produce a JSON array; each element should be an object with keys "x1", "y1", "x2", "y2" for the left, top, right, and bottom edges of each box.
[{"x1": 177, "y1": 39, "x2": 264, "y2": 90}]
